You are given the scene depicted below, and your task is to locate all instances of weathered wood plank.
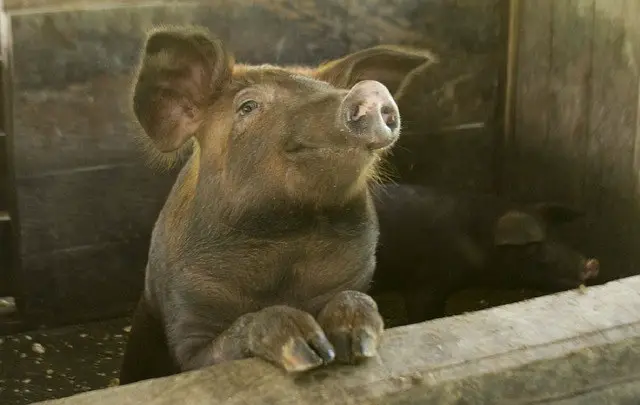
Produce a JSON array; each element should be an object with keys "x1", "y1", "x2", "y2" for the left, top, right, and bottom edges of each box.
[
  {"x1": 496, "y1": 0, "x2": 556, "y2": 307},
  {"x1": 19, "y1": 238, "x2": 149, "y2": 326},
  {"x1": 542, "y1": 0, "x2": 596, "y2": 261},
  {"x1": 347, "y1": 0, "x2": 504, "y2": 53},
  {"x1": 4, "y1": 0, "x2": 154, "y2": 11},
  {"x1": 584, "y1": 0, "x2": 640, "y2": 279},
  {"x1": 12, "y1": 77, "x2": 145, "y2": 177},
  {"x1": 506, "y1": 0, "x2": 553, "y2": 198},
  {"x1": 16, "y1": 165, "x2": 174, "y2": 255},
  {"x1": 634, "y1": 0, "x2": 640, "y2": 208},
  {"x1": 30, "y1": 276, "x2": 640, "y2": 405},
  {"x1": 572, "y1": 0, "x2": 639, "y2": 279},
  {"x1": 0, "y1": 138, "x2": 8, "y2": 212},
  {"x1": 10, "y1": 2, "x2": 351, "y2": 177},
  {"x1": 0, "y1": 221, "x2": 13, "y2": 296},
  {"x1": 545, "y1": 0, "x2": 593, "y2": 205}
]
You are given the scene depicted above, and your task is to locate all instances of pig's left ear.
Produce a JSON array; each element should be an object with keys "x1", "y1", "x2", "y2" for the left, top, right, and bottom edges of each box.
[
  {"x1": 132, "y1": 26, "x2": 234, "y2": 153},
  {"x1": 493, "y1": 210, "x2": 546, "y2": 246},
  {"x1": 531, "y1": 203, "x2": 585, "y2": 226},
  {"x1": 314, "y1": 46, "x2": 435, "y2": 94}
]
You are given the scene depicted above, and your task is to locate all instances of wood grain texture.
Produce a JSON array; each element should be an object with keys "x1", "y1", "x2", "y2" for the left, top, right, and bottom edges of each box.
[
  {"x1": 4, "y1": 0, "x2": 158, "y2": 11},
  {"x1": 0, "y1": 221, "x2": 13, "y2": 296},
  {"x1": 586, "y1": 0, "x2": 640, "y2": 280},
  {"x1": 29, "y1": 276, "x2": 640, "y2": 405},
  {"x1": 18, "y1": 237, "x2": 150, "y2": 327},
  {"x1": 16, "y1": 164, "x2": 175, "y2": 255},
  {"x1": 505, "y1": 0, "x2": 553, "y2": 199},
  {"x1": 506, "y1": 0, "x2": 640, "y2": 281}
]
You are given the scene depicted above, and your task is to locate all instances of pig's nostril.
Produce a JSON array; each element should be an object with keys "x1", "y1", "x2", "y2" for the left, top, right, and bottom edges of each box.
[
  {"x1": 381, "y1": 105, "x2": 398, "y2": 130},
  {"x1": 350, "y1": 104, "x2": 368, "y2": 122}
]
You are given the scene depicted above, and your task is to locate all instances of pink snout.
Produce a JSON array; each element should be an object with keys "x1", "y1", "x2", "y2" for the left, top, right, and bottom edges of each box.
[
  {"x1": 581, "y1": 258, "x2": 600, "y2": 281},
  {"x1": 341, "y1": 80, "x2": 400, "y2": 150}
]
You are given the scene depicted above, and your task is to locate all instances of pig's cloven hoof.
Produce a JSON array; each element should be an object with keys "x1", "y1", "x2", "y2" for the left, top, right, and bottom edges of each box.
[
  {"x1": 247, "y1": 305, "x2": 335, "y2": 373},
  {"x1": 317, "y1": 290, "x2": 384, "y2": 364}
]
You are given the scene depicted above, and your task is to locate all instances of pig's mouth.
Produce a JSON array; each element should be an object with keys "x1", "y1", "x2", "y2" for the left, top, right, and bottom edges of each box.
[
  {"x1": 542, "y1": 259, "x2": 600, "y2": 291},
  {"x1": 285, "y1": 141, "x2": 383, "y2": 156}
]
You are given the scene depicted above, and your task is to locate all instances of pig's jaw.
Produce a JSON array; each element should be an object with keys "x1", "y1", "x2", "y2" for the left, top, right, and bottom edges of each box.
[
  {"x1": 187, "y1": 171, "x2": 375, "y2": 239},
  {"x1": 279, "y1": 149, "x2": 382, "y2": 204},
  {"x1": 191, "y1": 165, "x2": 376, "y2": 226}
]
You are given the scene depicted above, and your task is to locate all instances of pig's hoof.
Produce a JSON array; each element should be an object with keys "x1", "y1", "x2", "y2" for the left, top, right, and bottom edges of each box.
[
  {"x1": 247, "y1": 305, "x2": 335, "y2": 373},
  {"x1": 317, "y1": 290, "x2": 384, "y2": 365}
]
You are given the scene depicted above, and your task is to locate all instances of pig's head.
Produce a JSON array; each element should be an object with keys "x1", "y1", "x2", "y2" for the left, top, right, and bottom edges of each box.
[
  {"x1": 490, "y1": 203, "x2": 600, "y2": 292},
  {"x1": 131, "y1": 27, "x2": 428, "y2": 210}
]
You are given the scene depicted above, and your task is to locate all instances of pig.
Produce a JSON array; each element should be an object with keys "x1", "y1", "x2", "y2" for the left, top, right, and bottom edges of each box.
[
  {"x1": 369, "y1": 183, "x2": 600, "y2": 324},
  {"x1": 119, "y1": 26, "x2": 432, "y2": 384}
]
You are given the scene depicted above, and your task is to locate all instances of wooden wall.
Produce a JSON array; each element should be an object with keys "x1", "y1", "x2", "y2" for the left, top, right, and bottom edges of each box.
[
  {"x1": 504, "y1": 0, "x2": 640, "y2": 282},
  {"x1": 0, "y1": 0, "x2": 507, "y2": 329},
  {"x1": 0, "y1": 38, "x2": 11, "y2": 297}
]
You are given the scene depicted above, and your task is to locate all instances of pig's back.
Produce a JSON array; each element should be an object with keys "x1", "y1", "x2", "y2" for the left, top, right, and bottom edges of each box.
[
  {"x1": 372, "y1": 183, "x2": 511, "y2": 239},
  {"x1": 370, "y1": 183, "x2": 514, "y2": 292}
]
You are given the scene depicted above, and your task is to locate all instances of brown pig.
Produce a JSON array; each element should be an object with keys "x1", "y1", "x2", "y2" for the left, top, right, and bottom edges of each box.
[
  {"x1": 119, "y1": 26, "x2": 431, "y2": 384},
  {"x1": 370, "y1": 183, "x2": 600, "y2": 324}
]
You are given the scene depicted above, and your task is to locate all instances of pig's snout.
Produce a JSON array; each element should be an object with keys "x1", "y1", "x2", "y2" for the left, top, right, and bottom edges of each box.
[
  {"x1": 581, "y1": 258, "x2": 600, "y2": 281},
  {"x1": 341, "y1": 80, "x2": 400, "y2": 150}
]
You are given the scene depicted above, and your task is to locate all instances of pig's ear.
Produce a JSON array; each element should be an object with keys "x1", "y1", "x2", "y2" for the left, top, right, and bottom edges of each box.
[
  {"x1": 314, "y1": 46, "x2": 435, "y2": 94},
  {"x1": 493, "y1": 210, "x2": 546, "y2": 246},
  {"x1": 132, "y1": 26, "x2": 233, "y2": 152},
  {"x1": 532, "y1": 203, "x2": 585, "y2": 226}
]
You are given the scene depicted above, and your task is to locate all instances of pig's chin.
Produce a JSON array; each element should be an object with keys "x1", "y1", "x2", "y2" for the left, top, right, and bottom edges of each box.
[
  {"x1": 284, "y1": 141, "x2": 386, "y2": 189},
  {"x1": 296, "y1": 147, "x2": 380, "y2": 178},
  {"x1": 286, "y1": 142, "x2": 372, "y2": 155},
  {"x1": 285, "y1": 141, "x2": 388, "y2": 163}
]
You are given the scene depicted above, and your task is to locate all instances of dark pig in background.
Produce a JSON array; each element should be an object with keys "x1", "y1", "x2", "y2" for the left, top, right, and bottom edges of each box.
[
  {"x1": 370, "y1": 183, "x2": 600, "y2": 324},
  {"x1": 119, "y1": 26, "x2": 432, "y2": 384}
]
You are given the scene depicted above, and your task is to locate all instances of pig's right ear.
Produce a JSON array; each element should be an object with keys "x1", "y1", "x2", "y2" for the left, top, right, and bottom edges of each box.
[
  {"x1": 132, "y1": 27, "x2": 233, "y2": 152},
  {"x1": 314, "y1": 46, "x2": 435, "y2": 95}
]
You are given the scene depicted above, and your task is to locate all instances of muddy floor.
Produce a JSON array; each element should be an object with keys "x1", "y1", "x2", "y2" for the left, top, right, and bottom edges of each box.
[{"x1": 0, "y1": 318, "x2": 131, "y2": 405}]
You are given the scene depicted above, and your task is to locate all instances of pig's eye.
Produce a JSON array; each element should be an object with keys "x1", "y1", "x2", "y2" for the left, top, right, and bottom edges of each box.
[{"x1": 238, "y1": 100, "x2": 259, "y2": 116}]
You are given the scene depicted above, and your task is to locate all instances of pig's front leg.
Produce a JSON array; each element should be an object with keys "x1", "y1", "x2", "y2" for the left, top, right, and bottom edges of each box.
[
  {"x1": 172, "y1": 305, "x2": 336, "y2": 373},
  {"x1": 317, "y1": 290, "x2": 385, "y2": 364}
]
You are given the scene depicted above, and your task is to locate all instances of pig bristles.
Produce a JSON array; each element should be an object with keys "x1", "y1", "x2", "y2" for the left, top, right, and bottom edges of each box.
[
  {"x1": 369, "y1": 160, "x2": 396, "y2": 188},
  {"x1": 132, "y1": 127, "x2": 194, "y2": 172}
]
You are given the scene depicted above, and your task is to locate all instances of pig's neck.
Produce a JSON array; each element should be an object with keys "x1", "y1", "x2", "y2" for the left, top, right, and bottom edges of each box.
[{"x1": 189, "y1": 171, "x2": 376, "y2": 240}]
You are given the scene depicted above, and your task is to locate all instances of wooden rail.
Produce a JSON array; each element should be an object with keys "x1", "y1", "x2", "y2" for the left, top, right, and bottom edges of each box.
[{"x1": 31, "y1": 275, "x2": 640, "y2": 405}]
